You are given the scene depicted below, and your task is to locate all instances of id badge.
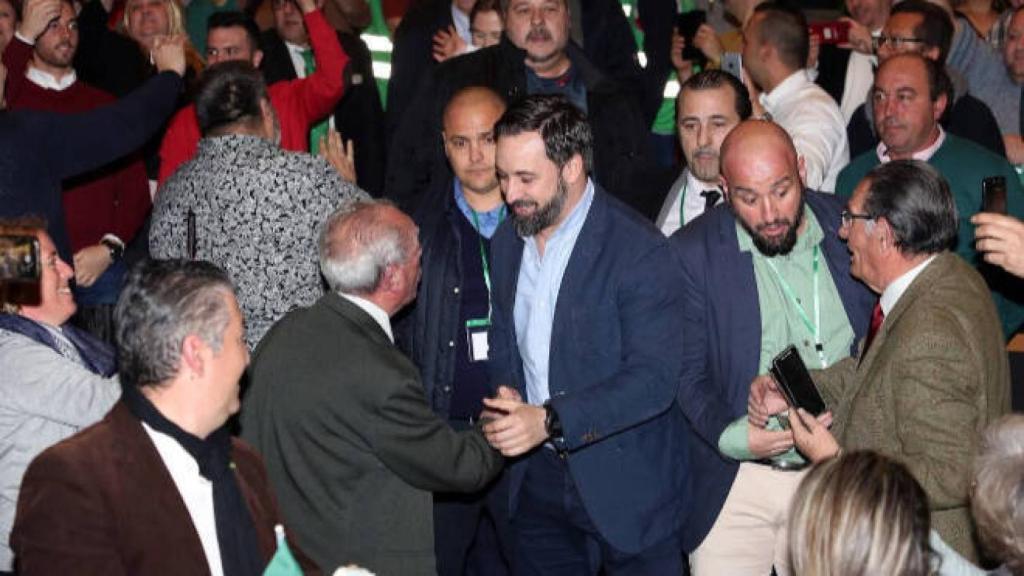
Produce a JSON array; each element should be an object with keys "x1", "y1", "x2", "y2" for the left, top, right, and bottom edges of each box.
[{"x1": 465, "y1": 318, "x2": 490, "y2": 362}]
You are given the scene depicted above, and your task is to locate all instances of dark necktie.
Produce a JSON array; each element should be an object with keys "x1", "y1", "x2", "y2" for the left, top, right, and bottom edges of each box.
[
  {"x1": 700, "y1": 189, "x2": 721, "y2": 212},
  {"x1": 861, "y1": 301, "x2": 885, "y2": 359}
]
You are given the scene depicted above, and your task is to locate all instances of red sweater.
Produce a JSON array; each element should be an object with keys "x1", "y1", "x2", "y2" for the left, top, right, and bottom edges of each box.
[
  {"x1": 157, "y1": 9, "x2": 348, "y2": 185},
  {"x1": 1, "y1": 38, "x2": 150, "y2": 253}
]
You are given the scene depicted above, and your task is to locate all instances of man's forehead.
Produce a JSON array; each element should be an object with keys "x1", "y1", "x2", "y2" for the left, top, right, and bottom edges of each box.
[{"x1": 679, "y1": 87, "x2": 739, "y2": 118}]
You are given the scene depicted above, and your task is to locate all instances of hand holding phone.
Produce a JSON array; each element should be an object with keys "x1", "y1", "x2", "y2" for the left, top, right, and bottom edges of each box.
[
  {"x1": 982, "y1": 176, "x2": 1008, "y2": 215},
  {"x1": 769, "y1": 345, "x2": 827, "y2": 416}
]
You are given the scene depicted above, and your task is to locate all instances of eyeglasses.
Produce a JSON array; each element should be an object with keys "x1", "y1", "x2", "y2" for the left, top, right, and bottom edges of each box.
[
  {"x1": 841, "y1": 209, "x2": 874, "y2": 228},
  {"x1": 872, "y1": 35, "x2": 927, "y2": 51}
]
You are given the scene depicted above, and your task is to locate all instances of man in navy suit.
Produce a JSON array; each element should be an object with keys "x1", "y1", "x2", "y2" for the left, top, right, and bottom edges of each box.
[
  {"x1": 480, "y1": 94, "x2": 690, "y2": 575},
  {"x1": 669, "y1": 120, "x2": 875, "y2": 575}
]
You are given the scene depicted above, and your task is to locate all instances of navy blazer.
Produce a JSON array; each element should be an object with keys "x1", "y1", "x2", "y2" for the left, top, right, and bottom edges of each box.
[
  {"x1": 488, "y1": 185, "x2": 692, "y2": 554},
  {"x1": 668, "y1": 191, "x2": 875, "y2": 550}
]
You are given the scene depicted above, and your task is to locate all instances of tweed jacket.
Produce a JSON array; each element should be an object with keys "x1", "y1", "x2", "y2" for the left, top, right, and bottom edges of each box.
[
  {"x1": 815, "y1": 252, "x2": 1011, "y2": 561},
  {"x1": 10, "y1": 402, "x2": 316, "y2": 575}
]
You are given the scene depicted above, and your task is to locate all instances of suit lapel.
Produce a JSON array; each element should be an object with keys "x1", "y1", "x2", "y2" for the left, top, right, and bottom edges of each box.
[
  {"x1": 656, "y1": 171, "x2": 687, "y2": 228},
  {"x1": 716, "y1": 212, "x2": 762, "y2": 386}
]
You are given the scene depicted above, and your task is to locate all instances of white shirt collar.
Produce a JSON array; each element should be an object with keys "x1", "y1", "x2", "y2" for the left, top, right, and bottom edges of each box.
[
  {"x1": 760, "y1": 69, "x2": 811, "y2": 113},
  {"x1": 26, "y1": 66, "x2": 77, "y2": 91},
  {"x1": 339, "y1": 292, "x2": 394, "y2": 343},
  {"x1": 879, "y1": 254, "x2": 937, "y2": 316},
  {"x1": 878, "y1": 126, "x2": 946, "y2": 163}
]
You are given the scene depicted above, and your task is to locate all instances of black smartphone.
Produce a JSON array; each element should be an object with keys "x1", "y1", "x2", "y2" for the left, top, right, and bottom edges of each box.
[
  {"x1": 769, "y1": 345, "x2": 827, "y2": 416},
  {"x1": 982, "y1": 176, "x2": 1008, "y2": 215},
  {"x1": 676, "y1": 10, "x2": 708, "y2": 66},
  {"x1": 0, "y1": 234, "x2": 41, "y2": 306}
]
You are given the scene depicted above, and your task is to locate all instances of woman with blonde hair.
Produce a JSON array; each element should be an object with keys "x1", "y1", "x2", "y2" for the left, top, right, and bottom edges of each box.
[{"x1": 789, "y1": 451, "x2": 935, "y2": 576}]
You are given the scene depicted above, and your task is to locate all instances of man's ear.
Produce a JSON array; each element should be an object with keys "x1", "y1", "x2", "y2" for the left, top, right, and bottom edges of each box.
[
  {"x1": 252, "y1": 49, "x2": 264, "y2": 69},
  {"x1": 559, "y1": 153, "x2": 585, "y2": 184},
  {"x1": 180, "y1": 333, "x2": 208, "y2": 380}
]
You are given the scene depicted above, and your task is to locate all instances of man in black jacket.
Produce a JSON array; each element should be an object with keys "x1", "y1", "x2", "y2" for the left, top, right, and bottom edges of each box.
[
  {"x1": 397, "y1": 85, "x2": 512, "y2": 576},
  {"x1": 385, "y1": 0, "x2": 670, "y2": 221}
]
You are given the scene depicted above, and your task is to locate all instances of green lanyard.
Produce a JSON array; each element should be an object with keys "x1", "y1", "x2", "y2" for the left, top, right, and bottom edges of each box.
[
  {"x1": 679, "y1": 179, "x2": 688, "y2": 226},
  {"x1": 764, "y1": 245, "x2": 828, "y2": 369},
  {"x1": 466, "y1": 207, "x2": 504, "y2": 327}
]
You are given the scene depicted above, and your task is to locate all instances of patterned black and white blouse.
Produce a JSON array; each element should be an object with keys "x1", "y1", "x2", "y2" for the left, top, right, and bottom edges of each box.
[{"x1": 150, "y1": 135, "x2": 368, "y2": 348}]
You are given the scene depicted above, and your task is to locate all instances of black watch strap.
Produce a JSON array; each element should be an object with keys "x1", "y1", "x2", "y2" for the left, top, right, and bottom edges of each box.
[{"x1": 543, "y1": 401, "x2": 564, "y2": 444}]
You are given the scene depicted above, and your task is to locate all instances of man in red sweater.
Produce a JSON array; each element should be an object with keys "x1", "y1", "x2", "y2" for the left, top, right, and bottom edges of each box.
[
  {"x1": 2, "y1": 0, "x2": 151, "y2": 342},
  {"x1": 157, "y1": 0, "x2": 347, "y2": 184}
]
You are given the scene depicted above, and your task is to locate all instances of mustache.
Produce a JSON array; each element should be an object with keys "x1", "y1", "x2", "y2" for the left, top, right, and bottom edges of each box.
[
  {"x1": 527, "y1": 25, "x2": 552, "y2": 42},
  {"x1": 692, "y1": 147, "x2": 718, "y2": 159},
  {"x1": 510, "y1": 199, "x2": 538, "y2": 212},
  {"x1": 755, "y1": 218, "x2": 792, "y2": 233}
]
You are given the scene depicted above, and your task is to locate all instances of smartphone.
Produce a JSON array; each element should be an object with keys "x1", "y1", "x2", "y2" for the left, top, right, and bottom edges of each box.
[
  {"x1": 808, "y1": 21, "x2": 851, "y2": 45},
  {"x1": 769, "y1": 345, "x2": 827, "y2": 417},
  {"x1": 721, "y1": 52, "x2": 742, "y2": 81},
  {"x1": 982, "y1": 176, "x2": 1008, "y2": 214},
  {"x1": 677, "y1": 10, "x2": 708, "y2": 67},
  {"x1": 0, "y1": 234, "x2": 41, "y2": 307}
]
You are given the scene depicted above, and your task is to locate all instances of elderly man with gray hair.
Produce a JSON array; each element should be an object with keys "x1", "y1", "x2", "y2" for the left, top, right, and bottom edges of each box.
[{"x1": 241, "y1": 200, "x2": 503, "y2": 576}]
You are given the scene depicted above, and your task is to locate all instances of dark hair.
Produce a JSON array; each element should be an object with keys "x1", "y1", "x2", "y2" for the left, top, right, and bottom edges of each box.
[
  {"x1": 863, "y1": 160, "x2": 958, "y2": 256},
  {"x1": 114, "y1": 260, "x2": 236, "y2": 390},
  {"x1": 752, "y1": 2, "x2": 809, "y2": 72},
  {"x1": 890, "y1": 0, "x2": 954, "y2": 63},
  {"x1": 195, "y1": 60, "x2": 268, "y2": 136},
  {"x1": 471, "y1": 0, "x2": 500, "y2": 23},
  {"x1": 494, "y1": 94, "x2": 593, "y2": 172},
  {"x1": 207, "y1": 11, "x2": 261, "y2": 51},
  {"x1": 678, "y1": 69, "x2": 754, "y2": 121}
]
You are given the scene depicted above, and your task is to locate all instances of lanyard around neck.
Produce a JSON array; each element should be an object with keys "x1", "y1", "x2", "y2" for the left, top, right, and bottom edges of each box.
[
  {"x1": 764, "y1": 244, "x2": 828, "y2": 369},
  {"x1": 468, "y1": 206, "x2": 505, "y2": 321}
]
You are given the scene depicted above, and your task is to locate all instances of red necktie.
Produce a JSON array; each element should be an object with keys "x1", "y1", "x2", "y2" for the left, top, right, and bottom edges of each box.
[{"x1": 862, "y1": 301, "x2": 885, "y2": 358}]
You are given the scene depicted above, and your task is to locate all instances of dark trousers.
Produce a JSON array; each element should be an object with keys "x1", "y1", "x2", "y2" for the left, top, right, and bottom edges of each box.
[
  {"x1": 434, "y1": 421, "x2": 514, "y2": 576},
  {"x1": 512, "y1": 449, "x2": 684, "y2": 576}
]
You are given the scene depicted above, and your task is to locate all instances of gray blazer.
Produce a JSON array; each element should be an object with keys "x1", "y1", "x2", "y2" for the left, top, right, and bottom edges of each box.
[
  {"x1": 241, "y1": 292, "x2": 503, "y2": 575},
  {"x1": 816, "y1": 253, "x2": 1011, "y2": 561}
]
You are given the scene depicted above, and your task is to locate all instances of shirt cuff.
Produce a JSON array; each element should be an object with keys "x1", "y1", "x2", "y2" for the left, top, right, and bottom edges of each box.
[{"x1": 718, "y1": 416, "x2": 755, "y2": 460}]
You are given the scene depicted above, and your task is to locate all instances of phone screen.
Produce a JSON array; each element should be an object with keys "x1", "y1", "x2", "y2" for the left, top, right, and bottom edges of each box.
[
  {"x1": 982, "y1": 176, "x2": 1008, "y2": 215},
  {"x1": 770, "y1": 346, "x2": 827, "y2": 416}
]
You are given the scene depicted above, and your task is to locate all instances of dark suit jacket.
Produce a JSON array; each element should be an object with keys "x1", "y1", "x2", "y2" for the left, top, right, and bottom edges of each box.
[
  {"x1": 487, "y1": 185, "x2": 692, "y2": 554},
  {"x1": 668, "y1": 192, "x2": 876, "y2": 550},
  {"x1": 259, "y1": 28, "x2": 386, "y2": 196},
  {"x1": 10, "y1": 401, "x2": 315, "y2": 575},
  {"x1": 241, "y1": 292, "x2": 503, "y2": 575},
  {"x1": 816, "y1": 252, "x2": 1011, "y2": 561}
]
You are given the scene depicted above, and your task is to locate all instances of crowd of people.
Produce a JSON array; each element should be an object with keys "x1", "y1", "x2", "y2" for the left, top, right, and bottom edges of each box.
[{"x1": 1, "y1": 0, "x2": 1024, "y2": 574}]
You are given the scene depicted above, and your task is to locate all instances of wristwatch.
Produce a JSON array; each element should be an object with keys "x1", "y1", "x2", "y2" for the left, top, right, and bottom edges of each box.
[
  {"x1": 543, "y1": 400, "x2": 565, "y2": 447},
  {"x1": 100, "y1": 235, "x2": 124, "y2": 262}
]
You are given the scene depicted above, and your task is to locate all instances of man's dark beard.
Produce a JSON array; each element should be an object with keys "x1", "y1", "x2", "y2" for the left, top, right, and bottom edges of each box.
[
  {"x1": 736, "y1": 199, "x2": 805, "y2": 257},
  {"x1": 511, "y1": 177, "x2": 568, "y2": 237}
]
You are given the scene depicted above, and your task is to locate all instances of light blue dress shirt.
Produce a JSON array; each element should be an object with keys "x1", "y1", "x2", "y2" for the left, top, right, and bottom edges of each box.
[
  {"x1": 453, "y1": 179, "x2": 505, "y2": 239},
  {"x1": 514, "y1": 179, "x2": 596, "y2": 406}
]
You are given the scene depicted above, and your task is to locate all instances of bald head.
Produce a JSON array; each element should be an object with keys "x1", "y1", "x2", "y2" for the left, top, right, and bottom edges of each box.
[
  {"x1": 443, "y1": 86, "x2": 507, "y2": 197},
  {"x1": 720, "y1": 120, "x2": 806, "y2": 257},
  {"x1": 720, "y1": 120, "x2": 800, "y2": 182}
]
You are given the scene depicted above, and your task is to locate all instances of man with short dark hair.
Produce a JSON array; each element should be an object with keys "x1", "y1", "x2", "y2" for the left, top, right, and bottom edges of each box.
[
  {"x1": 2, "y1": 0, "x2": 151, "y2": 341},
  {"x1": 742, "y1": 2, "x2": 848, "y2": 191},
  {"x1": 845, "y1": 0, "x2": 1007, "y2": 158},
  {"x1": 656, "y1": 69, "x2": 751, "y2": 235},
  {"x1": 242, "y1": 200, "x2": 503, "y2": 575},
  {"x1": 385, "y1": 0, "x2": 662, "y2": 219},
  {"x1": 756, "y1": 160, "x2": 1011, "y2": 561},
  {"x1": 151, "y1": 61, "x2": 365, "y2": 348},
  {"x1": 480, "y1": 94, "x2": 691, "y2": 574},
  {"x1": 671, "y1": 120, "x2": 875, "y2": 576},
  {"x1": 157, "y1": 0, "x2": 347, "y2": 184},
  {"x1": 397, "y1": 85, "x2": 512, "y2": 576},
  {"x1": 11, "y1": 259, "x2": 315, "y2": 574},
  {"x1": 836, "y1": 53, "x2": 1024, "y2": 337}
]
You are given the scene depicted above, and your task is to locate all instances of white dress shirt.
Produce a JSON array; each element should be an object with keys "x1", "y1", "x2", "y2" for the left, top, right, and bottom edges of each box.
[
  {"x1": 760, "y1": 70, "x2": 849, "y2": 192},
  {"x1": 879, "y1": 255, "x2": 938, "y2": 316},
  {"x1": 877, "y1": 126, "x2": 946, "y2": 164},
  {"x1": 25, "y1": 66, "x2": 76, "y2": 91},
  {"x1": 142, "y1": 423, "x2": 223, "y2": 576},
  {"x1": 660, "y1": 169, "x2": 723, "y2": 236},
  {"x1": 340, "y1": 292, "x2": 394, "y2": 343},
  {"x1": 840, "y1": 49, "x2": 877, "y2": 124}
]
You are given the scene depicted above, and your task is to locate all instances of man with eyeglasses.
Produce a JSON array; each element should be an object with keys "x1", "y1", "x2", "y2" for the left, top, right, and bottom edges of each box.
[
  {"x1": 670, "y1": 120, "x2": 874, "y2": 576},
  {"x1": 845, "y1": 0, "x2": 1006, "y2": 158},
  {"x1": 837, "y1": 53, "x2": 1024, "y2": 339},
  {"x1": 752, "y1": 159, "x2": 1011, "y2": 562}
]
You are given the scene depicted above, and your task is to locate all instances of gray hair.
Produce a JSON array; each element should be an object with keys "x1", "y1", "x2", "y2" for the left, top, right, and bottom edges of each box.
[
  {"x1": 114, "y1": 259, "x2": 236, "y2": 389},
  {"x1": 318, "y1": 200, "x2": 416, "y2": 295},
  {"x1": 972, "y1": 415, "x2": 1024, "y2": 573}
]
